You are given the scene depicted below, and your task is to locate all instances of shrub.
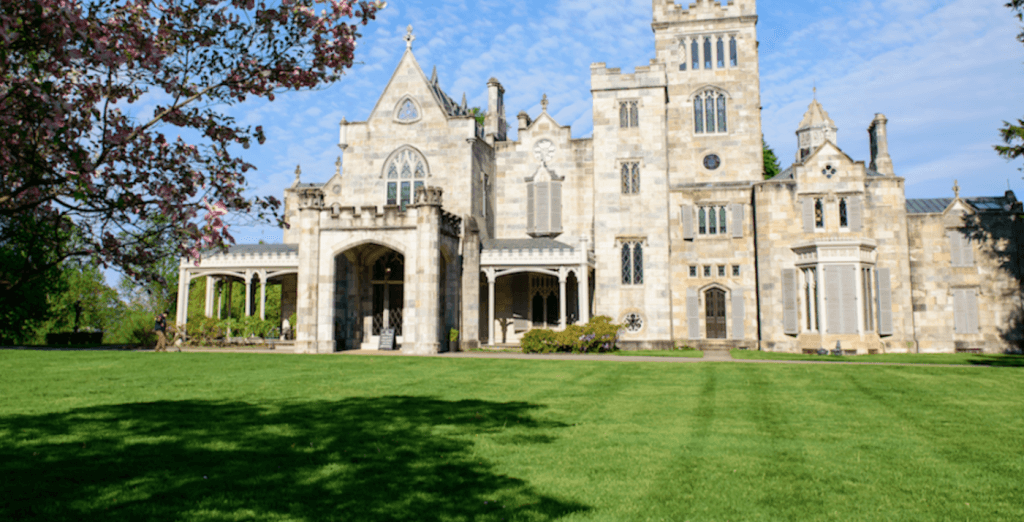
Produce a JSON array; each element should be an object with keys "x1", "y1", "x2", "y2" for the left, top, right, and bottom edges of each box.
[
  {"x1": 187, "y1": 316, "x2": 223, "y2": 346},
  {"x1": 521, "y1": 316, "x2": 622, "y2": 354},
  {"x1": 521, "y1": 329, "x2": 559, "y2": 354}
]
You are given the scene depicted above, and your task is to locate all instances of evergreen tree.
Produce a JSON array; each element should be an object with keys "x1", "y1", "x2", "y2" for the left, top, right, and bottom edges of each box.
[
  {"x1": 763, "y1": 139, "x2": 782, "y2": 180},
  {"x1": 996, "y1": 1, "x2": 1024, "y2": 167}
]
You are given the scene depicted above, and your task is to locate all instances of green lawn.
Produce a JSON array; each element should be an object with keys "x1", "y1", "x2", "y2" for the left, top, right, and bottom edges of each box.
[
  {"x1": 731, "y1": 349, "x2": 1024, "y2": 367},
  {"x1": 609, "y1": 349, "x2": 703, "y2": 358},
  {"x1": 1, "y1": 351, "x2": 1022, "y2": 521}
]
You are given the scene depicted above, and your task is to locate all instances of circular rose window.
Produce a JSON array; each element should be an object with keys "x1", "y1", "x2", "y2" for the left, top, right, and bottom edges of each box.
[
  {"x1": 623, "y1": 313, "x2": 644, "y2": 333},
  {"x1": 703, "y1": 154, "x2": 721, "y2": 170}
]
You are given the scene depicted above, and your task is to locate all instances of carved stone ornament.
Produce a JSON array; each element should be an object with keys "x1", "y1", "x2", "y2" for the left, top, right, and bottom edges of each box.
[
  {"x1": 414, "y1": 185, "x2": 443, "y2": 206},
  {"x1": 533, "y1": 139, "x2": 555, "y2": 165},
  {"x1": 298, "y1": 188, "x2": 324, "y2": 210}
]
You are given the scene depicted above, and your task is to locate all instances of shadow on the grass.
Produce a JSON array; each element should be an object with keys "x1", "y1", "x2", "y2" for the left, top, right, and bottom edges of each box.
[
  {"x1": 968, "y1": 355, "x2": 1024, "y2": 367},
  {"x1": 0, "y1": 397, "x2": 587, "y2": 521}
]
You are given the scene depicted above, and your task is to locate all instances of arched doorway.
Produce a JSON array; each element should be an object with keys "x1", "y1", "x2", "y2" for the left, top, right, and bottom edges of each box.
[
  {"x1": 705, "y1": 288, "x2": 727, "y2": 339},
  {"x1": 334, "y1": 245, "x2": 405, "y2": 351}
]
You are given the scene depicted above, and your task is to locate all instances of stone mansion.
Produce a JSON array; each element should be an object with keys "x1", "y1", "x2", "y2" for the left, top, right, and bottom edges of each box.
[{"x1": 177, "y1": 0, "x2": 1023, "y2": 355}]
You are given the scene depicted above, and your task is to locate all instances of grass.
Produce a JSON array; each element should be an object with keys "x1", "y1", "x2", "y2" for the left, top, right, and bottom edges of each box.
[
  {"x1": 731, "y1": 349, "x2": 1024, "y2": 367},
  {"x1": 609, "y1": 349, "x2": 703, "y2": 358},
  {"x1": 0, "y1": 351, "x2": 1022, "y2": 521}
]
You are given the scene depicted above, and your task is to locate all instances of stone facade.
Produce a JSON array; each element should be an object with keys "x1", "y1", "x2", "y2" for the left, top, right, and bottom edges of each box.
[{"x1": 177, "y1": 0, "x2": 1023, "y2": 355}]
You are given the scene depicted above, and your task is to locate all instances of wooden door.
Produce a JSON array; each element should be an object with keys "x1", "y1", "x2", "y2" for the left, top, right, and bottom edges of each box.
[{"x1": 706, "y1": 289, "x2": 727, "y2": 339}]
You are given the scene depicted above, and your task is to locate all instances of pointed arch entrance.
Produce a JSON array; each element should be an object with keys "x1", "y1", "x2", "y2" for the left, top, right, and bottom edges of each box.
[{"x1": 334, "y1": 243, "x2": 406, "y2": 351}]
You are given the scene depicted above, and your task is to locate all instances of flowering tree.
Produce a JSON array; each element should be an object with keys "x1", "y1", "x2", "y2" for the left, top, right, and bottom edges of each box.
[
  {"x1": 997, "y1": 0, "x2": 1024, "y2": 168},
  {"x1": 0, "y1": 0, "x2": 382, "y2": 297}
]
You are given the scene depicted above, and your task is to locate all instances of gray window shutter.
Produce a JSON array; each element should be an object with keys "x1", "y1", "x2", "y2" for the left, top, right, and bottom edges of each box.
[
  {"x1": 840, "y1": 265, "x2": 858, "y2": 334},
  {"x1": 876, "y1": 268, "x2": 893, "y2": 336},
  {"x1": 732, "y1": 204, "x2": 744, "y2": 238},
  {"x1": 802, "y1": 198, "x2": 815, "y2": 233},
  {"x1": 824, "y1": 266, "x2": 842, "y2": 334},
  {"x1": 682, "y1": 205, "x2": 695, "y2": 240},
  {"x1": 966, "y1": 289, "x2": 979, "y2": 334},
  {"x1": 953, "y1": 289, "x2": 966, "y2": 334},
  {"x1": 535, "y1": 182, "x2": 550, "y2": 234},
  {"x1": 550, "y1": 182, "x2": 563, "y2": 233},
  {"x1": 687, "y1": 288, "x2": 700, "y2": 340},
  {"x1": 947, "y1": 231, "x2": 963, "y2": 267},
  {"x1": 961, "y1": 233, "x2": 975, "y2": 267},
  {"x1": 849, "y1": 197, "x2": 863, "y2": 232},
  {"x1": 732, "y1": 289, "x2": 745, "y2": 340},
  {"x1": 782, "y1": 269, "x2": 798, "y2": 335},
  {"x1": 526, "y1": 184, "x2": 535, "y2": 234}
]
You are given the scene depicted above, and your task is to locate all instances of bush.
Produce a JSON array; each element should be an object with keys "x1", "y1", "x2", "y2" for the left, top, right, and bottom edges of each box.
[
  {"x1": 187, "y1": 316, "x2": 223, "y2": 346},
  {"x1": 521, "y1": 316, "x2": 622, "y2": 354},
  {"x1": 106, "y1": 308, "x2": 157, "y2": 347}
]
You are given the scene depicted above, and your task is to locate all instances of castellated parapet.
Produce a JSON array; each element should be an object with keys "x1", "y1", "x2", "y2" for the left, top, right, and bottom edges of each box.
[
  {"x1": 590, "y1": 62, "x2": 667, "y2": 92},
  {"x1": 653, "y1": 0, "x2": 756, "y2": 25}
]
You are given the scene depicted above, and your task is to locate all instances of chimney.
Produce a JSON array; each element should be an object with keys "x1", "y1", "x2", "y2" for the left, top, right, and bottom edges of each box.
[
  {"x1": 338, "y1": 117, "x2": 349, "y2": 150},
  {"x1": 868, "y1": 114, "x2": 894, "y2": 176},
  {"x1": 517, "y1": 111, "x2": 531, "y2": 132},
  {"x1": 485, "y1": 78, "x2": 507, "y2": 144}
]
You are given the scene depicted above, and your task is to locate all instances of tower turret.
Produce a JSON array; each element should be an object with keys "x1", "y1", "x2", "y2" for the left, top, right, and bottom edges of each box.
[{"x1": 795, "y1": 97, "x2": 838, "y2": 162}]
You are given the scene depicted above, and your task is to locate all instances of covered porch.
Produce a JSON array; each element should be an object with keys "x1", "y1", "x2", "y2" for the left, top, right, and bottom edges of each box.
[{"x1": 480, "y1": 238, "x2": 595, "y2": 345}]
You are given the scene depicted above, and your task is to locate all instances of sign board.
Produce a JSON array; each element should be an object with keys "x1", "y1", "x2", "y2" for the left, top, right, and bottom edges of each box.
[{"x1": 379, "y1": 328, "x2": 396, "y2": 351}]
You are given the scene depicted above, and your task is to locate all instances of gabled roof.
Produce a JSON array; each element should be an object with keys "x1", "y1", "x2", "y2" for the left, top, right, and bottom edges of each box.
[
  {"x1": 482, "y1": 238, "x2": 575, "y2": 252},
  {"x1": 428, "y1": 67, "x2": 471, "y2": 118}
]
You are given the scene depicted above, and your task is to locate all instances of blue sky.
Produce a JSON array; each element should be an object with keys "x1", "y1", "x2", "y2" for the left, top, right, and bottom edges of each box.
[{"x1": 209, "y1": 0, "x2": 1024, "y2": 245}]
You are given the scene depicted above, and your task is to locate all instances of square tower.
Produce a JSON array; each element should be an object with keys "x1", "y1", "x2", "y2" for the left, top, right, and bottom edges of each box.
[{"x1": 653, "y1": 0, "x2": 762, "y2": 185}]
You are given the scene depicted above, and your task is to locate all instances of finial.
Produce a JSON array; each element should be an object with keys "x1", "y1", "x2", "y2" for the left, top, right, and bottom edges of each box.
[
  {"x1": 813, "y1": 82, "x2": 817, "y2": 100},
  {"x1": 953, "y1": 179, "x2": 960, "y2": 199},
  {"x1": 461, "y1": 93, "x2": 468, "y2": 110},
  {"x1": 295, "y1": 165, "x2": 302, "y2": 183},
  {"x1": 430, "y1": 66, "x2": 437, "y2": 84},
  {"x1": 541, "y1": 93, "x2": 549, "y2": 112},
  {"x1": 404, "y1": 25, "x2": 415, "y2": 50},
  {"x1": 335, "y1": 157, "x2": 342, "y2": 177}
]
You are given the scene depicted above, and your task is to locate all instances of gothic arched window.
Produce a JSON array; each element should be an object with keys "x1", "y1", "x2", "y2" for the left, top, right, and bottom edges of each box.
[
  {"x1": 694, "y1": 90, "x2": 728, "y2": 135},
  {"x1": 691, "y1": 40, "x2": 700, "y2": 70},
  {"x1": 384, "y1": 147, "x2": 428, "y2": 211},
  {"x1": 839, "y1": 198, "x2": 849, "y2": 228},
  {"x1": 394, "y1": 96, "x2": 421, "y2": 123},
  {"x1": 717, "y1": 38, "x2": 725, "y2": 68},
  {"x1": 814, "y1": 198, "x2": 825, "y2": 229},
  {"x1": 704, "y1": 38, "x2": 712, "y2": 69},
  {"x1": 730, "y1": 37, "x2": 738, "y2": 66}
]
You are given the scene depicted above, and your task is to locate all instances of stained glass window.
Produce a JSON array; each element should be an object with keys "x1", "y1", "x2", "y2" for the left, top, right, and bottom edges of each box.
[
  {"x1": 694, "y1": 98, "x2": 704, "y2": 133},
  {"x1": 633, "y1": 243, "x2": 644, "y2": 285},
  {"x1": 621, "y1": 243, "x2": 632, "y2": 285},
  {"x1": 387, "y1": 164, "x2": 398, "y2": 179},
  {"x1": 387, "y1": 182, "x2": 398, "y2": 206},
  {"x1": 698, "y1": 206, "x2": 729, "y2": 235},
  {"x1": 621, "y1": 242, "x2": 644, "y2": 285},
  {"x1": 400, "y1": 181, "x2": 411, "y2": 211},
  {"x1": 415, "y1": 161, "x2": 426, "y2": 178},
  {"x1": 717, "y1": 95, "x2": 727, "y2": 133}
]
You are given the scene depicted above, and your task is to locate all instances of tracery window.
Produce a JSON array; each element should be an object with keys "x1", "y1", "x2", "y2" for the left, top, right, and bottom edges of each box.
[
  {"x1": 384, "y1": 147, "x2": 428, "y2": 211},
  {"x1": 623, "y1": 313, "x2": 644, "y2": 333},
  {"x1": 621, "y1": 162, "x2": 640, "y2": 194},
  {"x1": 694, "y1": 91, "x2": 727, "y2": 134},
  {"x1": 621, "y1": 241, "x2": 644, "y2": 285},
  {"x1": 397, "y1": 100, "x2": 419, "y2": 121},
  {"x1": 620, "y1": 101, "x2": 639, "y2": 128}
]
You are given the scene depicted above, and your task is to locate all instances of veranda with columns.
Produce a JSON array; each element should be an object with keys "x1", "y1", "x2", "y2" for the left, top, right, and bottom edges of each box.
[
  {"x1": 480, "y1": 237, "x2": 595, "y2": 346},
  {"x1": 176, "y1": 245, "x2": 299, "y2": 332}
]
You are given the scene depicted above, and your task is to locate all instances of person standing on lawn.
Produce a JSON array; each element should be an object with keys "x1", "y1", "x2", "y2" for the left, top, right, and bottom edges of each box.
[{"x1": 154, "y1": 312, "x2": 168, "y2": 352}]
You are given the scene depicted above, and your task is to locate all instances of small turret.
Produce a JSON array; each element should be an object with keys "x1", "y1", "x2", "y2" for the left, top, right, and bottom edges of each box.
[
  {"x1": 485, "y1": 78, "x2": 507, "y2": 144},
  {"x1": 795, "y1": 97, "x2": 837, "y2": 162}
]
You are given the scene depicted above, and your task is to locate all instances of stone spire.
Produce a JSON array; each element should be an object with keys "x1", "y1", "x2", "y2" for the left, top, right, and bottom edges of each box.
[{"x1": 795, "y1": 96, "x2": 838, "y2": 162}]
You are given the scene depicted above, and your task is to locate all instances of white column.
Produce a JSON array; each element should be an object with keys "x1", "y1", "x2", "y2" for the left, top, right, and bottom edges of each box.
[
  {"x1": 244, "y1": 271, "x2": 253, "y2": 317},
  {"x1": 580, "y1": 267, "x2": 591, "y2": 323},
  {"x1": 204, "y1": 276, "x2": 216, "y2": 318},
  {"x1": 558, "y1": 270, "x2": 567, "y2": 329},
  {"x1": 487, "y1": 270, "x2": 495, "y2": 346},
  {"x1": 259, "y1": 271, "x2": 267, "y2": 321},
  {"x1": 176, "y1": 265, "x2": 189, "y2": 327}
]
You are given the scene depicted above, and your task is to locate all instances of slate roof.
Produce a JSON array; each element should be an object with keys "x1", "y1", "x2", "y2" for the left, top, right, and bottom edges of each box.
[
  {"x1": 221, "y1": 244, "x2": 298, "y2": 255},
  {"x1": 905, "y1": 196, "x2": 1016, "y2": 214},
  {"x1": 482, "y1": 238, "x2": 575, "y2": 251},
  {"x1": 798, "y1": 99, "x2": 836, "y2": 129},
  {"x1": 429, "y1": 74, "x2": 471, "y2": 118}
]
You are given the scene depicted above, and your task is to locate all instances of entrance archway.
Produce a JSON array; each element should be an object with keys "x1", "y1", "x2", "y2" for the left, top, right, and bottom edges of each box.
[{"x1": 334, "y1": 244, "x2": 405, "y2": 351}]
